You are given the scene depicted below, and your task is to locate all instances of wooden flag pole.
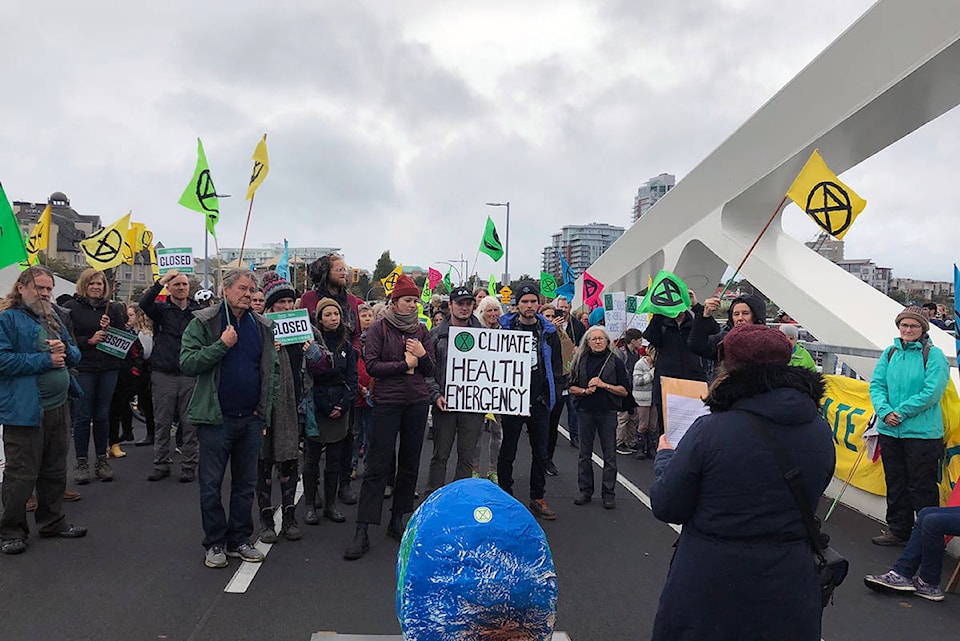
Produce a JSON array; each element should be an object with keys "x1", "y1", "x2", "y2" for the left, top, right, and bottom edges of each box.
[
  {"x1": 237, "y1": 194, "x2": 255, "y2": 266},
  {"x1": 824, "y1": 446, "x2": 866, "y2": 522},
  {"x1": 716, "y1": 194, "x2": 788, "y2": 300}
]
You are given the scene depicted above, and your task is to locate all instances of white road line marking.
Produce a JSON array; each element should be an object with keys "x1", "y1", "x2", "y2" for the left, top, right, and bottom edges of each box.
[
  {"x1": 224, "y1": 479, "x2": 304, "y2": 594},
  {"x1": 559, "y1": 426, "x2": 681, "y2": 534}
]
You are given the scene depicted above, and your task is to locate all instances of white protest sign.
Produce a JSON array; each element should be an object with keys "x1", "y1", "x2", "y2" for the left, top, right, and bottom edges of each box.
[
  {"x1": 156, "y1": 247, "x2": 194, "y2": 275},
  {"x1": 95, "y1": 327, "x2": 138, "y2": 359},
  {"x1": 444, "y1": 327, "x2": 533, "y2": 416},
  {"x1": 266, "y1": 309, "x2": 313, "y2": 345},
  {"x1": 626, "y1": 295, "x2": 650, "y2": 333},
  {"x1": 603, "y1": 291, "x2": 627, "y2": 336}
]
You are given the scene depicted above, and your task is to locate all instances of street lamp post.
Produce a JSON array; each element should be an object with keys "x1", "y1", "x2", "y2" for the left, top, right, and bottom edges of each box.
[
  {"x1": 485, "y1": 201, "x2": 510, "y2": 286},
  {"x1": 435, "y1": 260, "x2": 463, "y2": 284}
]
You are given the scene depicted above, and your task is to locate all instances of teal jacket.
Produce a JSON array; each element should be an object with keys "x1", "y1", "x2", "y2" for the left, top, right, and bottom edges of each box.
[
  {"x1": 179, "y1": 304, "x2": 279, "y2": 427},
  {"x1": 0, "y1": 306, "x2": 81, "y2": 426},
  {"x1": 869, "y1": 338, "x2": 949, "y2": 439}
]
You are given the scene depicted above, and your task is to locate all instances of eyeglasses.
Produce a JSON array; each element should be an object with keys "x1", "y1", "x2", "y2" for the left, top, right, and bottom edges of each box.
[
  {"x1": 899, "y1": 323, "x2": 922, "y2": 330},
  {"x1": 588, "y1": 336, "x2": 607, "y2": 342}
]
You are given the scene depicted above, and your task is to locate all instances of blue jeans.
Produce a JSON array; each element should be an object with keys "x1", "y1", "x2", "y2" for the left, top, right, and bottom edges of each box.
[
  {"x1": 564, "y1": 393, "x2": 580, "y2": 442},
  {"x1": 892, "y1": 506, "x2": 960, "y2": 585},
  {"x1": 197, "y1": 416, "x2": 264, "y2": 549},
  {"x1": 576, "y1": 410, "x2": 618, "y2": 499},
  {"x1": 73, "y1": 370, "x2": 119, "y2": 458}
]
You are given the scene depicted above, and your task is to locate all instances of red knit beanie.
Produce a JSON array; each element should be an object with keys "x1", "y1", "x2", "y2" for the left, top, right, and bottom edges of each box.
[
  {"x1": 391, "y1": 274, "x2": 420, "y2": 300},
  {"x1": 719, "y1": 324, "x2": 792, "y2": 370}
]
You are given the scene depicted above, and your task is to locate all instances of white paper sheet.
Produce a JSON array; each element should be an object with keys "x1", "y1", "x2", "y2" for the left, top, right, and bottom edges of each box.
[{"x1": 665, "y1": 394, "x2": 711, "y2": 446}]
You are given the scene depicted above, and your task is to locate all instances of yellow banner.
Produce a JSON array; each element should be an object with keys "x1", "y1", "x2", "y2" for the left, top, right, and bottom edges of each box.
[
  {"x1": 823, "y1": 374, "x2": 960, "y2": 502},
  {"x1": 25, "y1": 204, "x2": 51, "y2": 265},
  {"x1": 79, "y1": 212, "x2": 130, "y2": 270}
]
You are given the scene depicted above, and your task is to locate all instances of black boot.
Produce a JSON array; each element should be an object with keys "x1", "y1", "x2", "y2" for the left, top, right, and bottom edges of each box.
[
  {"x1": 386, "y1": 512, "x2": 405, "y2": 542},
  {"x1": 635, "y1": 433, "x2": 649, "y2": 460},
  {"x1": 281, "y1": 506, "x2": 302, "y2": 541},
  {"x1": 258, "y1": 508, "x2": 278, "y2": 543},
  {"x1": 134, "y1": 430, "x2": 154, "y2": 447},
  {"x1": 303, "y1": 470, "x2": 320, "y2": 525},
  {"x1": 344, "y1": 524, "x2": 369, "y2": 561},
  {"x1": 323, "y1": 472, "x2": 346, "y2": 523}
]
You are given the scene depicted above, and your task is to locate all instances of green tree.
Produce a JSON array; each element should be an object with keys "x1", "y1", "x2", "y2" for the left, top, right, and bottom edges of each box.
[
  {"x1": 349, "y1": 272, "x2": 372, "y2": 299},
  {"x1": 372, "y1": 251, "x2": 397, "y2": 282}
]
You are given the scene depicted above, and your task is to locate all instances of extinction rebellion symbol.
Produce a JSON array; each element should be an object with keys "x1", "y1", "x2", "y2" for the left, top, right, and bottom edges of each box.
[
  {"x1": 651, "y1": 278, "x2": 684, "y2": 307},
  {"x1": 454, "y1": 332, "x2": 475, "y2": 352},
  {"x1": 804, "y1": 181, "x2": 853, "y2": 237}
]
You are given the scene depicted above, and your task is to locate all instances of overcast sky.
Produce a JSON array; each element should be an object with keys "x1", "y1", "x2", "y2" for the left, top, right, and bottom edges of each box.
[{"x1": 2, "y1": 0, "x2": 957, "y2": 285}]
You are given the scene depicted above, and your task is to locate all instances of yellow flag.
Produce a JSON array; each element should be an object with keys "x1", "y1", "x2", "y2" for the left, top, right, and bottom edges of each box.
[
  {"x1": 245, "y1": 134, "x2": 270, "y2": 200},
  {"x1": 381, "y1": 264, "x2": 403, "y2": 295},
  {"x1": 25, "y1": 204, "x2": 51, "y2": 265},
  {"x1": 148, "y1": 243, "x2": 160, "y2": 282},
  {"x1": 786, "y1": 149, "x2": 866, "y2": 240},
  {"x1": 80, "y1": 212, "x2": 130, "y2": 270},
  {"x1": 121, "y1": 222, "x2": 150, "y2": 265}
]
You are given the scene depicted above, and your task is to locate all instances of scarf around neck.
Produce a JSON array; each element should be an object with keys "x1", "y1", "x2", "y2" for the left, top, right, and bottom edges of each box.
[{"x1": 383, "y1": 307, "x2": 421, "y2": 334}]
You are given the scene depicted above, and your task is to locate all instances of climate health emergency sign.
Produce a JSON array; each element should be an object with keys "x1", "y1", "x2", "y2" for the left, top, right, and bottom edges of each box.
[{"x1": 445, "y1": 327, "x2": 532, "y2": 416}]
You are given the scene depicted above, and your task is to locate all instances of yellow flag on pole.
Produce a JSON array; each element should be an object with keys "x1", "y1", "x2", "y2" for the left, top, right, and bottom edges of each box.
[
  {"x1": 245, "y1": 134, "x2": 270, "y2": 200},
  {"x1": 381, "y1": 264, "x2": 403, "y2": 296},
  {"x1": 79, "y1": 212, "x2": 131, "y2": 270},
  {"x1": 24, "y1": 204, "x2": 51, "y2": 265},
  {"x1": 148, "y1": 243, "x2": 161, "y2": 282},
  {"x1": 786, "y1": 149, "x2": 866, "y2": 240},
  {"x1": 121, "y1": 222, "x2": 151, "y2": 265}
]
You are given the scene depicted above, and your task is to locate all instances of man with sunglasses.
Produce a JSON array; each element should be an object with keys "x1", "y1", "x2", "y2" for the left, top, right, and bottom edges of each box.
[{"x1": 868, "y1": 306, "x2": 949, "y2": 547}]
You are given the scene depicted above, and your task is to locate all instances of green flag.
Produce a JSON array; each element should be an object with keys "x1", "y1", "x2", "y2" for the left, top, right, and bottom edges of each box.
[
  {"x1": 638, "y1": 270, "x2": 691, "y2": 318},
  {"x1": 178, "y1": 138, "x2": 220, "y2": 237},
  {"x1": 488, "y1": 274, "x2": 496, "y2": 296},
  {"x1": 420, "y1": 280, "x2": 432, "y2": 305},
  {"x1": 478, "y1": 216, "x2": 504, "y2": 261},
  {"x1": 540, "y1": 272, "x2": 558, "y2": 299},
  {"x1": 0, "y1": 182, "x2": 29, "y2": 270},
  {"x1": 443, "y1": 268, "x2": 452, "y2": 292}
]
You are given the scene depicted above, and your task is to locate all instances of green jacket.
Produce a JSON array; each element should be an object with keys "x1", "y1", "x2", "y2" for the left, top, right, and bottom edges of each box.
[
  {"x1": 869, "y1": 337, "x2": 949, "y2": 440},
  {"x1": 179, "y1": 304, "x2": 279, "y2": 427},
  {"x1": 789, "y1": 343, "x2": 818, "y2": 372}
]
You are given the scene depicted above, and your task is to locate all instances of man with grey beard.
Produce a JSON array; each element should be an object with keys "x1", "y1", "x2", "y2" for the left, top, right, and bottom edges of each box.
[{"x1": 1, "y1": 266, "x2": 87, "y2": 555}]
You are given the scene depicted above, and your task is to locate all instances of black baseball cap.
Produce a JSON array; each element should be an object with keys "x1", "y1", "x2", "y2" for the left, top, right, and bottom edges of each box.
[{"x1": 449, "y1": 286, "x2": 474, "y2": 303}]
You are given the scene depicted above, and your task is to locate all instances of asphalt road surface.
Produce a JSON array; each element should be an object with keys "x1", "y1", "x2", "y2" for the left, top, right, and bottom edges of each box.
[{"x1": 1, "y1": 420, "x2": 958, "y2": 641}]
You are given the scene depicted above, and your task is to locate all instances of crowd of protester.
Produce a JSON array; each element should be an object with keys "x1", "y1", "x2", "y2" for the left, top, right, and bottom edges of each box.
[{"x1": 1, "y1": 259, "x2": 958, "y2": 636}]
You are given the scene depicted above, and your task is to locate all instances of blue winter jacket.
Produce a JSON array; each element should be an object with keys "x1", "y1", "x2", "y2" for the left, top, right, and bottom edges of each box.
[
  {"x1": 0, "y1": 306, "x2": 81, "y2": 426},
  {"x1": 870, "y1": 337, "x2": 949, "y2": 439},
  {"x1": 498, "y1": 312, "x2": 563, "y2": 411}
]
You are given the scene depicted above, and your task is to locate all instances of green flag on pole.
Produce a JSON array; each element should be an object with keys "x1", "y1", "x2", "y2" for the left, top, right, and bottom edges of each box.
[
  {"x1": 420, "y1": 280, "x2": 432, "y2": 305},
  {"x1": 540, "y1": 272, "x2": 558, "y2": 299},
  {"x1": 637, "y1": 270, "x2": 691, "y2": 318},
  {"x1": 178, "y1": 138, "x2": 220, "y2": 237},
  {"x1": 0, "y1": 182, "x2": 29, "y2": 270},
  {"x1": 478, "y1": 216, "x2": 504, "y2": 262},
  {"x1": 443, "y1": 268, "x2": 452, "y2": 292},
  {"x1": 488, "y1": 274, "x2": 497, "y2": 296}
]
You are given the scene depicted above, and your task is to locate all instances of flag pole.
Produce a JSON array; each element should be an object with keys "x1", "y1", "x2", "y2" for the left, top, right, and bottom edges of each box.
[
  {"x1": 824, "y1": 446, "x2": 866, "y2": 522},
  {"x1": 237, "y1": 194, "x2": 255, "y2": 266},
  {"x1": 716, "y1": 194, "x2": 788, "y2": 299}
]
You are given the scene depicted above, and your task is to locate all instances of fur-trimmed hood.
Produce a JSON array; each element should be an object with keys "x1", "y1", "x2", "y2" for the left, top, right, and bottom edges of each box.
[{"x1": 705, "y1": 364, "x2": 825, "y2": 421}]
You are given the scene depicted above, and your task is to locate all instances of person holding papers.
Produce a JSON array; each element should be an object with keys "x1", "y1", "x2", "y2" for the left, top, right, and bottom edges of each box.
[{"x1": 649, "y1": 324, "x2": 835, "y2": 641}]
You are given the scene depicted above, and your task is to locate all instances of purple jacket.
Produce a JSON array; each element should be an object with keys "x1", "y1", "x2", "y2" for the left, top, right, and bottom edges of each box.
[{"x1": 364, "y1": 319, "x2": 435, "y2": 406}]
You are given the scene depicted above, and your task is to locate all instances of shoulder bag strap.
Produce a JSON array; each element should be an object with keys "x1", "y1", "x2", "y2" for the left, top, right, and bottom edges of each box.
[{"x1": 740, "y1": 411, "x2": 826, "y2": 555}]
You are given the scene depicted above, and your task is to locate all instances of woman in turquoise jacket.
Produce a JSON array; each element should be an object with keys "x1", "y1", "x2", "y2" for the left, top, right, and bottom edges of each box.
[{"x1": 868, "y1": 306, "x2": 949, "y2": 546}]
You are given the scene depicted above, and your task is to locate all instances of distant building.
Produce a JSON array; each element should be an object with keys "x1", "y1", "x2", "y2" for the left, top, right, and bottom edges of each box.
[
  {"x1": 542, "y1": 223, "x2": 625, "y2": 279},
  {"x1": 890, "y1": 277, "x2": 954, "y2": 300},
  {"x1": 631, "y1": 173, "x2": 675, "y2": 223},
  {"x1": 12, "y1": 192, "x2": 102, "y2": 268},
  {"x1": 805, "y1": 234, "x2": 845, "y2": 263},
  {"x1": 835, "y1": 259, "x2": 892, "y2": 294},
  {"x1": 218, "y1": 243, "x2": 340, "y2": 269}
]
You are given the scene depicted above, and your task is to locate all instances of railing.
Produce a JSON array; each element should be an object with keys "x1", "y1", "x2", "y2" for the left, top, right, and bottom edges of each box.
[{"x1": 803, "y1": 341, "x2": 958, "y2": 380}]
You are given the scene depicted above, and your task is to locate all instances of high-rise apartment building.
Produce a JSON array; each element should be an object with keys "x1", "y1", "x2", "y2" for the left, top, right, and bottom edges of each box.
[
  {"x1": 542, "y1": 223, "x2": 625, "y2": 279},
  {"x1": 631, "y1": 173, "x2": 675, "y2": 222}
]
